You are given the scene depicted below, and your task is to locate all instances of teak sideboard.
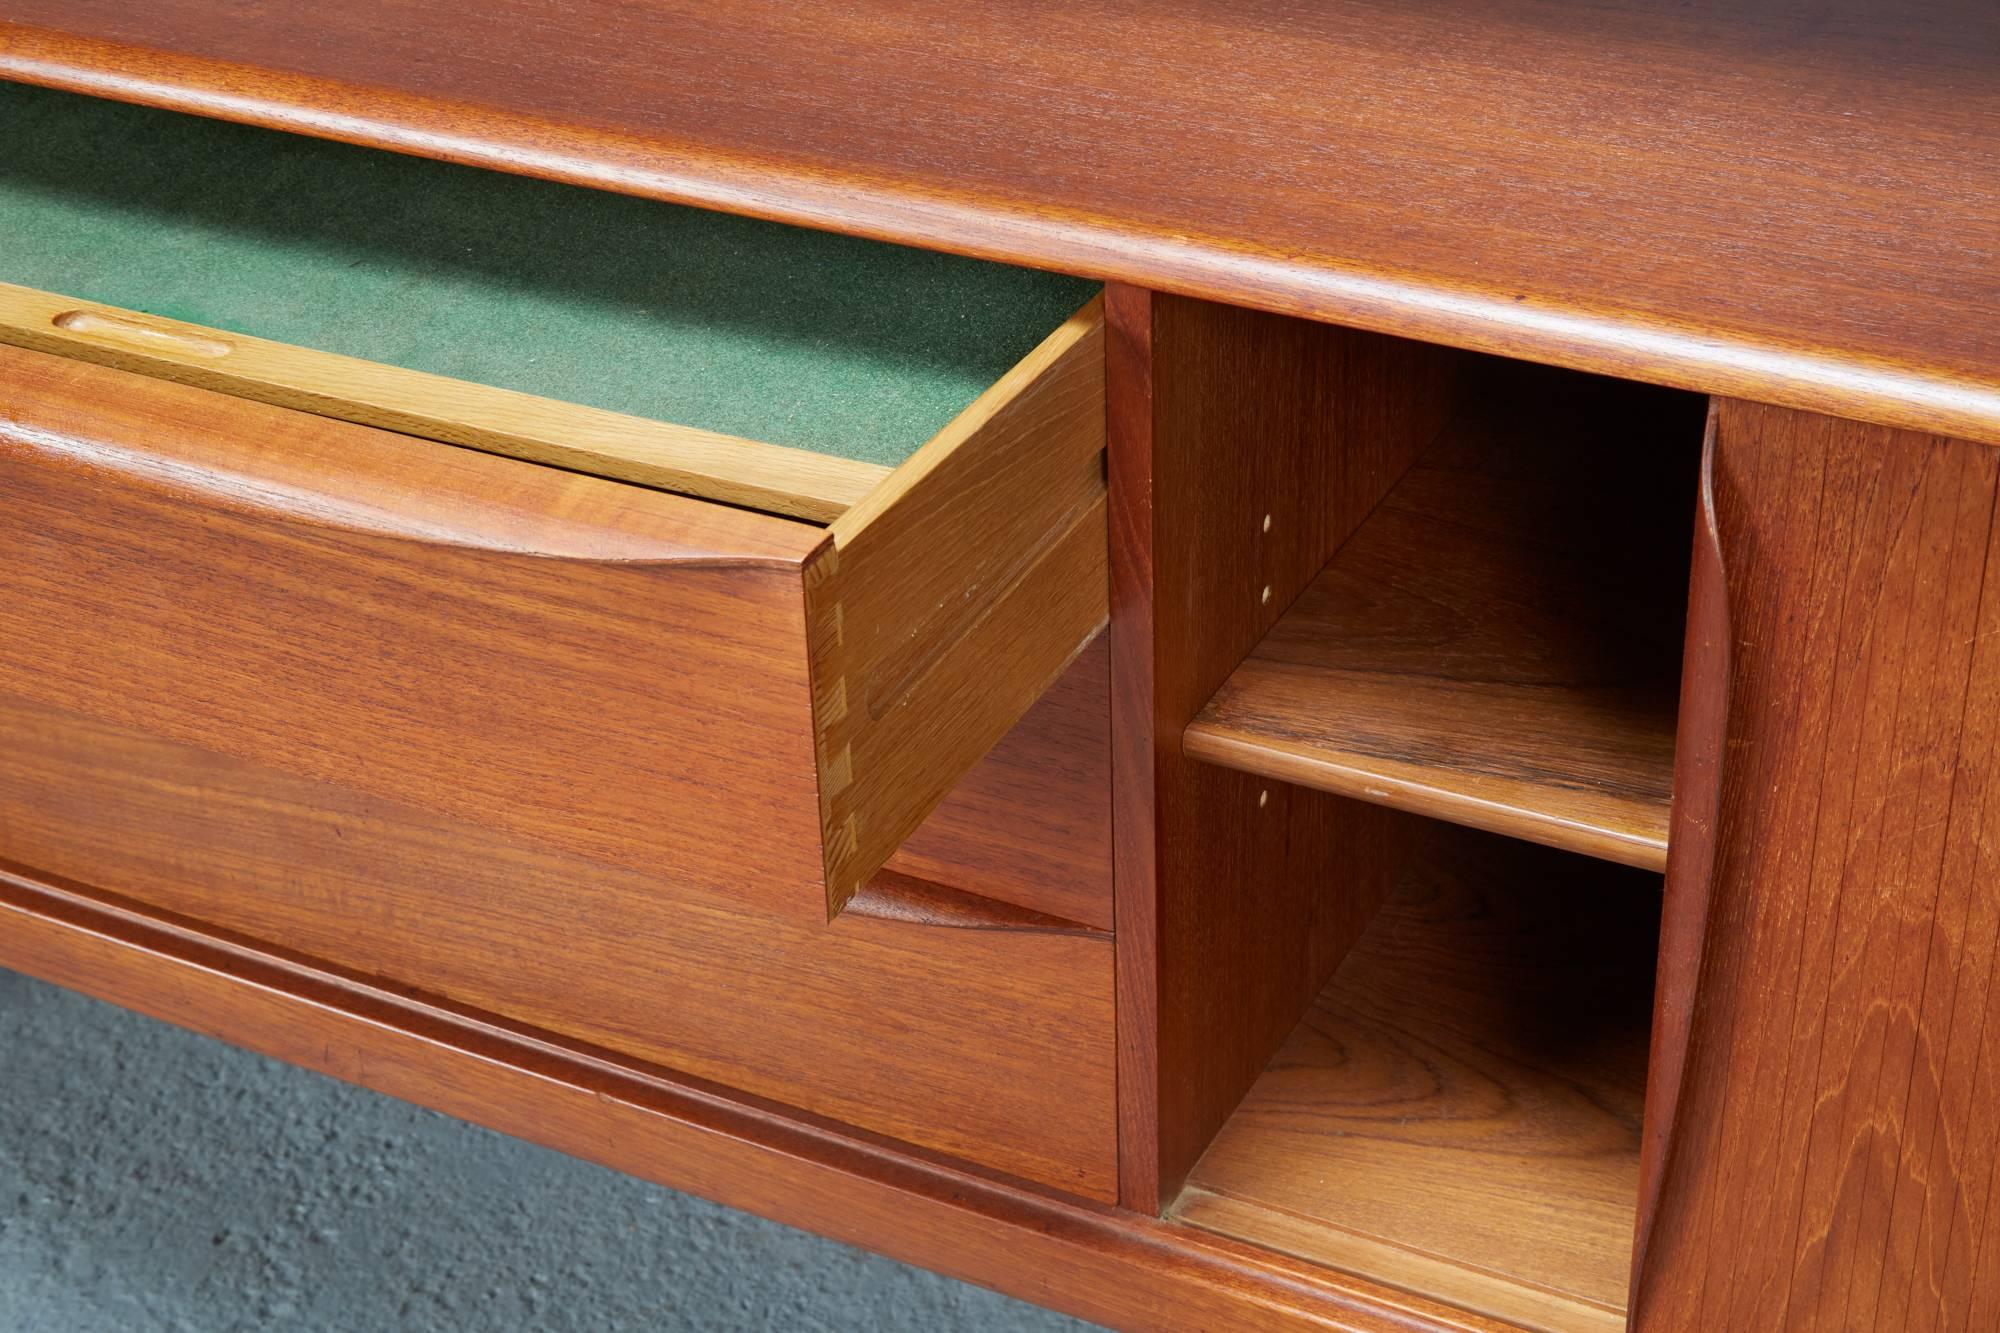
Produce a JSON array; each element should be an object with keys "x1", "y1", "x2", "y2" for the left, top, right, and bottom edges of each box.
[{"x1": 1, "y1": 3, "x2": 1995, "y2": 1329}]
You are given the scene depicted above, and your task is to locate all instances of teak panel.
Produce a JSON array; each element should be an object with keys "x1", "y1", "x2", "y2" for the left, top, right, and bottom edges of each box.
[
  {"x1": 0, "y1": 341, "x2": 837, "y2": 918},
  {"x1": 0, "y1": 690, "x2": 1117, "y2": 1199},
  {"x1": 1110, "y1": 288, "x2": 1464, "y2": 1210},
  {"x1": 2, "y1": 0, "x2": 1996, "y2": 441},
  {"x1": 0, "y1": 279, "x2": 885, "y2": 522},
  {"x1": 0, "y1": 867, "x2": 1512, "y2": 1333},
  {"x1": 1189, "y1": 366, "x2": 1701, "y2": 871},
  {"x1": 883, "y1": 636, "x2": 1112, "y2": 931},
  {"x1": 1182, "y1": 830, "x2": 1657, "y2": 1333},
  {"x1": 1635, "y1": 401, "x2": 2000, "y2": 1329}
]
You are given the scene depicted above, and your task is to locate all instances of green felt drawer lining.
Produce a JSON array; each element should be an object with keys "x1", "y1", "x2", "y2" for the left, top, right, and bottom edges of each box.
[{"x1": 0, "y1": 81, "x2": 1099, "y2": 469}]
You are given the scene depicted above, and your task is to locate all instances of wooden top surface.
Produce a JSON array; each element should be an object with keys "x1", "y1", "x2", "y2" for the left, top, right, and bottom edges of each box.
[{"x1": 3, "y1": 0, "x2": 1996, "y2": 444}]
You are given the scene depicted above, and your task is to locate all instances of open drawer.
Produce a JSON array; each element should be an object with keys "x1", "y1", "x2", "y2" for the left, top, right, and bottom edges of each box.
[
  {"x1": 0, "y1": 83, "x2": 1115, "y2": 1198},
  {"x1": 0, "y1": 80, "x2": 1106, "y2": 922}
]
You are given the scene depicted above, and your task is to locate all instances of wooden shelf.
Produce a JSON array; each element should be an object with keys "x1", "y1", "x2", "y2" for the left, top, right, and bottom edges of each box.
[
  {"x1": 1186, "y1": 366, "x2": 1704, "y2": 871},
  {"x1": 1177, "y1": 830, "x2": 1658, "y2": 1333}
]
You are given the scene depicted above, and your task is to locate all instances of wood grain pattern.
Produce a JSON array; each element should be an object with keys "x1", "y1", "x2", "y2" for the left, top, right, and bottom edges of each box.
[
  {"x1": 0, "y1": 341, "x2": 844, "y2": 921},
  {"x1": 0, "y1": 864, "x2": 1518, "y2": 1333},
  {"x1": 1633, "y1": 401, "x2": 2000, "y2": 1330},
  {"x1": 0, "y1": 279, "x2": 885, "y2": 522},
  {"x1": 0, "y1": 688, "x2": 1117, "y2": 1198},
  {"x1": 1180, "y1": 829, "x2": 1657, "y2": 1333},
  {"x1": 882, "y1": 635, "x2": 1112, "y2": 932},
  {"x1": 809, "y1": 297, "x2": 1105, "y2": 915},
  {"x1": 1, "y1": 1, "x2": 1994, "y2": 442},
  {"x1": 5, "y1": 301, "x2": 1104, "y2": 925},
  {"x1": 1110, "y1": 287, "x2": 1463, "y2": 1210},
  {"x1": 1188, "y1": 365, "x2": 1704, "y2": 872}
]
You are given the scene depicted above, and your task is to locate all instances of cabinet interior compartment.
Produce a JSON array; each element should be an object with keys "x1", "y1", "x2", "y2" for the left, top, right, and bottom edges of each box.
[
  {"x1": 1177, "y1": 824, "x2": 1658, "y2": 1333},
  {"x1": 1188, "y1": 359, "x2": 1708, "y2": 870},
  {"x1": 1173, "y1": 350, "x2": 1710, "y2": 1331}
]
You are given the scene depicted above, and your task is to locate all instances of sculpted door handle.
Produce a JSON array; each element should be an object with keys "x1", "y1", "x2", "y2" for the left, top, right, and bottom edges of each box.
[{"x1": 1630, "y1": 402, "x2": 1730, "y2": 1314}]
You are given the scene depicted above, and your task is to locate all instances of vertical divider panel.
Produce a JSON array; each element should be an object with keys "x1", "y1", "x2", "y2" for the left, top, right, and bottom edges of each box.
[{"x1": 1107, "y1": 287, "x2": 1466, "y2": 1210}]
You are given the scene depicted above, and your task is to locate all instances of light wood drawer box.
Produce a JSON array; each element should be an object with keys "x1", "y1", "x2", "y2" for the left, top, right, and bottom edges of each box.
[{"x1": 0, "y1": 87, "x2": 1112, "y2": 1199}]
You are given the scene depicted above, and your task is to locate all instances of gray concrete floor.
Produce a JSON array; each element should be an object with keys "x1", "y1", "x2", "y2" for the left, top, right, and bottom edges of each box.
[{"x1": 0, "y1": 969, "x2": 1093, "y2": 1331}]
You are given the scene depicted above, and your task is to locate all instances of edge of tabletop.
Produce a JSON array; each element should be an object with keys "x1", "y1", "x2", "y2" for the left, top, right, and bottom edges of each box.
[{"x1": 5, "y1": 23, "x2": 1997, "y2": 451}]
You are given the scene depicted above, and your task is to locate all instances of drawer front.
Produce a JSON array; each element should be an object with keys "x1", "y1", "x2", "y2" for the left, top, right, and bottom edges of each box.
[
  {"x1": 1, "y1": 345, "x2": 832, "y2": 907},
  {"x1": 0, "y1": 343, "x2": 1116, "y2": 1198},
  {"x1": 1, "y1": 285, "x2": 1109, "y2": 921}
]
